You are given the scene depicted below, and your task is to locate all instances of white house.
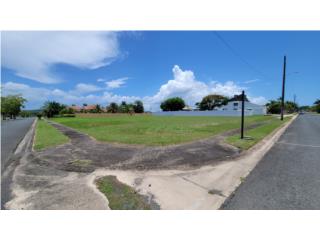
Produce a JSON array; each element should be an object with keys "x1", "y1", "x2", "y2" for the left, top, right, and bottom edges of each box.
[{"x1": 217, "y1": 101, "x2": 267, "y2": 115}]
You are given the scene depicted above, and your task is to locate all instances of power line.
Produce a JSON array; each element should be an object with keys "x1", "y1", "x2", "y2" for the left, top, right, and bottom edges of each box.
[{"x1": 213, "y1": 31, "x2": 270, "y2": 79}]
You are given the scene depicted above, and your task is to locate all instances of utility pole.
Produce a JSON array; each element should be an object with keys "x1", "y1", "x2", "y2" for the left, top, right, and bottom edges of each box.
[
  {"x1": 241, "y1": 90, "x2": 245, "y2": 139},
  {"x1": 280, "y1": 55, "x2": 286, "y2": 121}
]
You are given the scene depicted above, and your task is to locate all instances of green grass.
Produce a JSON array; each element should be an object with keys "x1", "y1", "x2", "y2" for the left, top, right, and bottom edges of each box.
[
  {"x1": 52, "y1": 115, "x2": 276, "y2": 146},
  {"x1": 226, "y1": 116, "x2": 291, "y2": 150},
  {"x1": 96, "y1": 176, "x2": 152, "y2": 210},
  {"x1": 34, "y1": 120, "x2": 69, "y2": 150}
]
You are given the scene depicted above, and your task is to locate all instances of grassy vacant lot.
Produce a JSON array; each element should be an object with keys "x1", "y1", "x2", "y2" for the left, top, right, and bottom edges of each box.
[
  {"x1": 52, "y1": 115, "x2": 275, "y2": 146},
  {"x1": 96, "y1": 176, "x2": 153, "y2": 210},
  {"x1": 34, "y1": 120, "x2": 69, "y2": 151},
  {"x1": 226, "y1": 116, "x2": 291, "y2": 150}
]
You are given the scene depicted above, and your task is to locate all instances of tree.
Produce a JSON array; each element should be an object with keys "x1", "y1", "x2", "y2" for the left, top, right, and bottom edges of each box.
[
  {"x1": 1, "y1": 95, "x2": 26, "y2": 119},
  {"x1": 119, "y1": 101, "x2": 129, "y2": 113},
  {"x1": 59, "y1": 107, "x2": 75, "y2": 115},
  {"x1": 266, "y1": 98, "x2": 299, "y2": 114},
  {"x1": 285, "y1": 101, "x2": 299, "y2": 113},
  {"x1": 229, "y1": 94, "x2": 249, "y2": 102},
  {"x1": 42, "y1": 101, "x2": 65, "y2": 118},
  {"x1": 313, "y1": 99, "x2": 320, "y2": 113},
  {"x1": 133, "y1": 100, "x2": 144, "y2": 113},
  {"x1": 107, "y1": 102, "x2": 119, "y2": 113},
  {"x1": 198, "y1": 94, "x2": 229, "y2": 110},
  {"x1": 266, "y1": 99, "x2": 281, "y2": 114},
  {"x1": 160, "y1": 97, "x2": 185, "y2": 111}
]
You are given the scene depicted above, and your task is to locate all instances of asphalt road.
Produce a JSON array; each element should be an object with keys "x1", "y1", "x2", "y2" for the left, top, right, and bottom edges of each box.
[
  {"x1": 223, "y1": 114, "x2": 320, "y2": 209},
  {"x1": 1, "y1": 117, "x2": 35, "y2": 209},
  {"x1": 1, "y1": 118, "x2": 35, "y2": 171}
]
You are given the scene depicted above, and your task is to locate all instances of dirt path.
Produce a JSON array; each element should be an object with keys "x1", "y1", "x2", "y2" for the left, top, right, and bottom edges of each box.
[{"x1": 39, "y1": 121, "x2": 241, "y2": 172}]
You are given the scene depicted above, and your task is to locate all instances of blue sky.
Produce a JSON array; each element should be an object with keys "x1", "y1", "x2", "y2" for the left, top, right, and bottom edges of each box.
[{"x1": 1, "y1": 31, "x2": 319, "y2": 110}]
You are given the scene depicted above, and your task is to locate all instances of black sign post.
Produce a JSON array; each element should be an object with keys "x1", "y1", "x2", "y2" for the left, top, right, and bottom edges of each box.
[{"x1": 241, "y1": 90, "x2": 245, "y2": 139}]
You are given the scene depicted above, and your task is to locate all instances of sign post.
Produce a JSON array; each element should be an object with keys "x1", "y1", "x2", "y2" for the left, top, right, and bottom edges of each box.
[{"x1": 241, "y1": 90, "x2": 245, "y2": 139}]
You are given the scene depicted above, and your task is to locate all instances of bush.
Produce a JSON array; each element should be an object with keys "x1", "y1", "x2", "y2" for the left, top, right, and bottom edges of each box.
[
  {"x1": 160, "y1": 97, "x2": 185, "y2": 111},
  {"x1": 59, "y1": 107, "x2": 75, "y2": 115},
  {"x1": 36, "y1": 113, "x2": 42, "y2": 120},
  {"x1": 61, "y1": 114, "x2": 76, "y2": 117}
]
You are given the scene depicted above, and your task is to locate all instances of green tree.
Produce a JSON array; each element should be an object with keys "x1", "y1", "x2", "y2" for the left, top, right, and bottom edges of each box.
[
  {"x1": 313, "y1": 99, "x2": 320, "y2": 113},
  {"x1": 198, "y1": 94, "x2": 229, "y2": 110},
  {"x1": 285, "y1": 101, "x2": 299, "y2": 113},
  {"x1": 266, "y1": 99, "x2": 281, "y2": 114},
  {"x1": 133, "y1": 100, "x2": 144, "y2": 113},
  {"x1": 1, "y1": 95, "x2": 27, "y2": 119},
  {"x1": 119, "y1": 101, "x2": 129, "y2": 113},
  {"x1": 107, "y1": 102, "x2": 119, "y2": 113},
  {"x1": 229, "y1": 94, "x2": 249, "y2": 102},
  {"x1": 42, "y1": 101, "x2": 65, "y2": 118},
  {"x1": 160, "y1": 97, "x2": 185, "y2": 111}
]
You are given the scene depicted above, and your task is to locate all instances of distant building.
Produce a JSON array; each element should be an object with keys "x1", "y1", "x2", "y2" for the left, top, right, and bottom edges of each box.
[
  {"x1": 70, "y1": 105, "x2": 82, "y2": 112},
  {"x1": 69, "y1": 104, "x2": 104, "y2": 112},
  {"x1": 216, "y1": 101, "x2": 267, "y2": 115}
]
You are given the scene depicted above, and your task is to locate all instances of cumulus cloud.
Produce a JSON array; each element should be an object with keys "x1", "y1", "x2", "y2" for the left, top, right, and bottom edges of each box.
[
  {"x1": 142, "y1": 65, "x2": 244, "y2": 111},
  {"x1": 1, "y1": 31, "x2": 119, "y2": 84},
  {"x1": 105, "y1": 77, "x2": 129, "y2": 89}
]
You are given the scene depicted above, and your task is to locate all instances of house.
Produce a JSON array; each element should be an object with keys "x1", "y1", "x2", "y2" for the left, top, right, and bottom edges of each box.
[
  {"x1": 217, "y1": 101, "x2": 266, "y2": 115},
  {"x1": 69, "y1": 104, "x2": 103, "y2": 113},
  {"x1": 83, "y1": 105, "x2": 97, "y2": 111},
  {"x1": 69, "y1": 105, "x2": 82, "y2": 112}
]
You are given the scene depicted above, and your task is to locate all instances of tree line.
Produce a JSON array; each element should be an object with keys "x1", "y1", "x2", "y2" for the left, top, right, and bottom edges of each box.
[
  {"x1": 160, "y1": 94, "x2": 320, "y2": 114},
  {"x1": 160, "y1": 94, "x2": 245, "y2": 111},
  {"x1": 40, "y1": 100, "x2": 145, "y2": 118}
]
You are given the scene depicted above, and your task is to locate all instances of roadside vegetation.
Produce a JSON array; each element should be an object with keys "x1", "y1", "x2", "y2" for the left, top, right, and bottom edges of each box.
[
  {"x1": 1, "y1": 95, "x2": 26, "y2": 120},
  {"x1": 34, "y1": 120, "x2": 69, "y2": 150},
  {"x1": 226, "y1": 116, "x2": 291, "y2": 150},
  {"x1": 52, "y1": 115, "x2": 275, "y2": 146},
  {"x1": 96, "y1": 176, "x2": 154, "y2": 210}
]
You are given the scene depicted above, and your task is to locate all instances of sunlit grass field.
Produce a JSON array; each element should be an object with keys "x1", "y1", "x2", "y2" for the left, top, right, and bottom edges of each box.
[
  {"x1": 34, "y1": 120, "x2": 69, "y2": 150},
  {"x1": 52, "y1": 115, "x2": 276, "y2": 146}
]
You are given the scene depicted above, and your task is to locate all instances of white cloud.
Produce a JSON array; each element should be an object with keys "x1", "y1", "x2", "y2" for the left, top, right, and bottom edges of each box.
[
  {"x1": 97, "y1": 78, "x2": 105, "y2": 82},
  {"x1": 73, "y1": 83, "x2": 103, "y2": 94},
  {"x1": 105, "y1": 77, "x2": 128, "y2": 89},
  {"x1": 1, "y1": 65, "x2": 267, "y2": 110},
  {"x1": 142, "y1": 65, "x2": 244, "y2": 111},
  {"x1": 1, "y1": 31, "x2": 119, "y2": 84},
  {"x1": 248, "y1": 96, "x2": 267, "y2": 105},
  {"x1": 244, "y1": 79, "x2": 260, "y2": 84}
]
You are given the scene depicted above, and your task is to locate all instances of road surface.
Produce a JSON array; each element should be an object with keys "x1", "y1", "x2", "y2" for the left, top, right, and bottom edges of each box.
[
  {"x1": 223, "y1": 114, "x2": 320, "y2": 209},
  {"x1": 1, "y1": 118, "x2": 35, "y2": 171},
  {"x1": 1, "y1": 117, "x2": 35, "y2": 209}
]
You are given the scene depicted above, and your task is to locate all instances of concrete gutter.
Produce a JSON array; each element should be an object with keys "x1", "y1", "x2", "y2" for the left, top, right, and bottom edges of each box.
[{"x1": 88, "y1": 115, "x2": 298, "y2": 210}]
